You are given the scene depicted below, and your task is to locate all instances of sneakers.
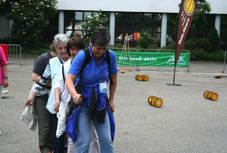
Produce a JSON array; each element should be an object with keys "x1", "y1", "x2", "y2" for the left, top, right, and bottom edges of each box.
[
  {"x1": 2, "y1": 89, "x2": 8, "y2": 98},
  {"x1": 2, "y1": 89, "x2": 8, "y2": 94}
]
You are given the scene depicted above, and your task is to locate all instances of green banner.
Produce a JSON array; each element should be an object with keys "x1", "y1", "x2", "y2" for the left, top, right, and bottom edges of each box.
[{"x1": 115, "y1": 51, "x2": 190, "y2": 67}]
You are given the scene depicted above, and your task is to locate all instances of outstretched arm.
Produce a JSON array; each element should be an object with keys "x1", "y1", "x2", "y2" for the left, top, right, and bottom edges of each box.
[
  {"x1": 109, "y1": 74, "x2": 117, "y2": 112},
  {"x1": 65, "y1": 74, "x2": 83, "y2": 105}
]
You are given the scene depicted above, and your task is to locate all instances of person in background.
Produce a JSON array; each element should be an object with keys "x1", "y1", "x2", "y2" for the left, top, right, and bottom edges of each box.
[
  {"x1": 26, "y1": 34, "x2": 69, "y2": 153},
  {"x1": 0, "y1": 46, "x2": 8, "y2": 100},
  {"x1": 39, "y1": 34, "x2": 69, "y2": 153},
  {"x1": 74, "y1": 31, "x2": 83, "y2": 38},
  {"x1": 26, "y1": 43, "x2": 57, "y2": 153},
  {"x1": 66, "y1": 26, "x2": 118, "y2": 153}
]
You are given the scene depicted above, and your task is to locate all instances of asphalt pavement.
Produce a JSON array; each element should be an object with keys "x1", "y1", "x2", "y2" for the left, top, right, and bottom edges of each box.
[{"x1": 0, "y1": 58, "x2": 227, "y2": 153}]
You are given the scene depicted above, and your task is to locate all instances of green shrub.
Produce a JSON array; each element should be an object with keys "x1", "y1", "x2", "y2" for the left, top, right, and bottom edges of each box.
[
  {"x1": 190, "y1": 49, "x2": 224, "y2": 61},
  {"x1": 185, "y1": 28, "x2": 220, "y2": 52},
  {"x1": 22, "y1": 42, "x2": 50, "y2": 55},
  {"x1": 162, "y1": 41, "x2": 176, "y2": 49},
  {"x1": 137, "y1": 31, "x2": 155, "y2": 49},
  {"x1": 185, "y1": 38, "x2": 210, "y2": 50},
  {"x1": 207, "y1": 27, "x2": 220, "y2": 52}
]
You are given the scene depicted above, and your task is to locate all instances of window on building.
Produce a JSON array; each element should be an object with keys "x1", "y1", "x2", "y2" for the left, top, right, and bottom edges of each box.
[
  {"x1": 75, "y1": 12, "x2": 83, "y2": 21},
  {"x1": 84, "y1": 12, "x2": 92, "y2": 19}
]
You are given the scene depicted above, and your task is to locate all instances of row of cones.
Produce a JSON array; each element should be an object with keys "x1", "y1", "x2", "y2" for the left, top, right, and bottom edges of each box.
[
  {"x1": 135, "y1": 75, "x2": 150, "y2": 81},
  {"x1": 203, "y1": 91, "x2": 219, "y2": 101},
  {"x1": 148, "y1": 91, "x2": 219, "y2": 109},
  {"x1": 134, "y1": 74, "x2": 218, "y2": 108}
]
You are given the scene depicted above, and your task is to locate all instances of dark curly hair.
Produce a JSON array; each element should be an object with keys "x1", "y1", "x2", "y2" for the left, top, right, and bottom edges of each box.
[{"x1": 91, "y1": 26, "x2": 110, "y2": 46}]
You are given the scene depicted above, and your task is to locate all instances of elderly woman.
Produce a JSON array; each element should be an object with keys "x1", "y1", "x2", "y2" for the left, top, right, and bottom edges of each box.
[
  {"x1": 39, "y1": 34, "x2": 69, "y2": 153},
  {"x1": 25, "y1": 34, "x2": 69, "y2": 153},
  {"x1": 66, "y1": 27, "x2": 118, "y2": 153},
  {"x1": 54, "y1": 36, "x2": 101, "y2": 153}
]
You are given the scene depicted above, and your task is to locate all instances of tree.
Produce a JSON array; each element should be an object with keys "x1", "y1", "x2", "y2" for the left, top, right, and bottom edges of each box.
[
  {"x1": 220, "y1": 15, "x2": 227, "y2": 48},
  {"x1": 189, "y1": 0, "x2": 211, "y2": 38},
  {"x1": 138, "y1": 30, "x2": 155, "y2": 49},
  {"x1": 82, "y1": 11, "x2": 108, "y2": 39},
  {"x1": 0, "y1": 0, "x2": 57, "y2": 45},
  {"x1": 167, "y1": 0, "x2": 217, "y2": 52},
  {"x1": 207, "y1": 27, "x2": 220, "y2": 52},
  {"x1": 0, "y1": 0, "x2": 18, "y2": 15},
  {"x1": 168, "y1": 0, "x2": 211, "y2": 40},
  {"x1": 187, "y1": 0, "x2": 222, "y2": 52}
]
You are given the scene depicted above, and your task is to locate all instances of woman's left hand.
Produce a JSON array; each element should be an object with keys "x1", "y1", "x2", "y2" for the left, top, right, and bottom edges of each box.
[
  {"x1": 54, "y1": 99, "x2": 60, "y2": 112},
  {"x1": 109, "y1": 99, "x2": 115, "y2": 112}
]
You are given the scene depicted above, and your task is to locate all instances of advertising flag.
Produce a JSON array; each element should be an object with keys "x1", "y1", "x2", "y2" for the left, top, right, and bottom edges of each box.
[{"x1": 175, "y1": 0, "x2": 197, "y2": 63}]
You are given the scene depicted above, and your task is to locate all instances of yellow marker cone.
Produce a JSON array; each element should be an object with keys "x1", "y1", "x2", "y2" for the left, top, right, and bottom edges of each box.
[{"x1": 148, "y1": 96, "x2": 163, "y2": 108}]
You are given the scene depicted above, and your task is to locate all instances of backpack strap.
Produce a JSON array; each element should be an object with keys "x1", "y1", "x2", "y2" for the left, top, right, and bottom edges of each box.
[
  {"x1": 62, "y1": 59, "x2": 76, "y2": 85},
  {"x1": 58, "y1": 57, "x2": 64, "y2": 64},
  {"x1": 105, "y1": 50, "x2": 113, "y2": 84},
  {"x1": 62, "y1": 64, "x2": 65, "y2": 83},
  {"x1": 81, "y1": 49, "x2": 91, "y2": 74},
  {"x1": 78, "y1": 49, "x2": 90, "y2": 79},
  {"x1": 80, "y1": 48, "x2": 113, "y2": 84}
]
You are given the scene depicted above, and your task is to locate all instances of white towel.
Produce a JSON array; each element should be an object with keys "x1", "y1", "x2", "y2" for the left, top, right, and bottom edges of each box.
[{"x1": 56, "y1": 90, "x2": 71, "y2": 138}]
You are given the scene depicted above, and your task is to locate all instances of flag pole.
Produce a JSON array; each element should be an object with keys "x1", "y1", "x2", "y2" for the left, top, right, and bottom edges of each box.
[
  {"x1": 167, "y1": 49, "x2": 182, "y2": 86},
  {"x1": 173, "y1": 60, "x2": 177, "y2": 85},
  {"x1": 167, "y1": 0, "x2": 197, "y2": 86},
  {"x1": 173, "y1": 39, "x2": 179, "y2": 85}
]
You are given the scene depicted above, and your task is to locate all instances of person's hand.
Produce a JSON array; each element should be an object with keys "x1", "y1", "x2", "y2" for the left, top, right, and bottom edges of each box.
[
  {"x1": 46, "y1": 80, "x2": 51, "y2": 89},
  {"x1": 25, "y1": 97, "x2": 34, "y2": 107},
  {"x1": 54, "y1": 99, "x2": 60, "y2": 112},
  {"x1": 109, "y1": 98, "x2": 115, "y2": 112},
  {"x1": 3, "y1": 78, "x2": 8, "y2": 88},
  {"x1": 72, "y1": 93, "x2": 83, "y2": 105}
]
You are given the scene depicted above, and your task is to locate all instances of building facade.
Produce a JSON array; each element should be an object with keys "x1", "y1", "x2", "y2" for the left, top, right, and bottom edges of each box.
[{"x1": 57, "y1": 0, "x2": 227, "y2": 47}]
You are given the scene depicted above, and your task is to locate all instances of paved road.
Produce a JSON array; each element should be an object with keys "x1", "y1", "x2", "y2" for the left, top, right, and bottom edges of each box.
[{"x1": 0, "y1": 58, "x2": 227, "y2": 153}]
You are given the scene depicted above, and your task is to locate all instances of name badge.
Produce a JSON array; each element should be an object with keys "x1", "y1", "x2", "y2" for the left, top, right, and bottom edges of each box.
[{"x1": 99, "y1": 82, "x2": 108, "y2": 93}]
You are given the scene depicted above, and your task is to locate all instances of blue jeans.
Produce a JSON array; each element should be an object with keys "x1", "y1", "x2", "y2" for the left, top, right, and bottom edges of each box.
[{"x1": 76, "y1": 107, "x2": 113, "y2": 153}]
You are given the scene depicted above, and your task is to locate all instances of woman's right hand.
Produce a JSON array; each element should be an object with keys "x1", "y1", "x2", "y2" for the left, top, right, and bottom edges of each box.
[
  {"x1": 72, "y1": 93, "x2": 83, "y2": 105},
  {"x1": 25, "y1": 97, "x2": 34, "y2": 107},
  {"x1": 54, "y1": 99, "x2": 60, "y2": 112}
]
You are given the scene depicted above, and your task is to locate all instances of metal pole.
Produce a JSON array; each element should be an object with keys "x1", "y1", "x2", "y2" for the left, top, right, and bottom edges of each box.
[
  {"x1": 19, "y1": 45, "x2": 22, "y2": 66},
  {"x1": 8, "y1": 44, "x2": 22, "y2": 66},
  {"x1": 166, "y1": 51, "x2": 182, "y2": 86},
  {"x1": 173, "y1": 62, "x2": 176, "y2": 85},
  {"x1": 187, "y1": 51, "x2": 190, "y2": 72},
  {"x1": 223, "y1": 51, "x2": 227, "y2": 74}
]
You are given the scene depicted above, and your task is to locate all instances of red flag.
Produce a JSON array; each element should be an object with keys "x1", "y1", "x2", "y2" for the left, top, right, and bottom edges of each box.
[{"x1": 175, "y1": 0, "x2": 197, "y2": 64}]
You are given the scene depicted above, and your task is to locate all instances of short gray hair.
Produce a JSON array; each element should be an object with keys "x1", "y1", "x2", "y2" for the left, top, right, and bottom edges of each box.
[{"x1": 53, "y1": 34, "x2": 68, "y2": 48}]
